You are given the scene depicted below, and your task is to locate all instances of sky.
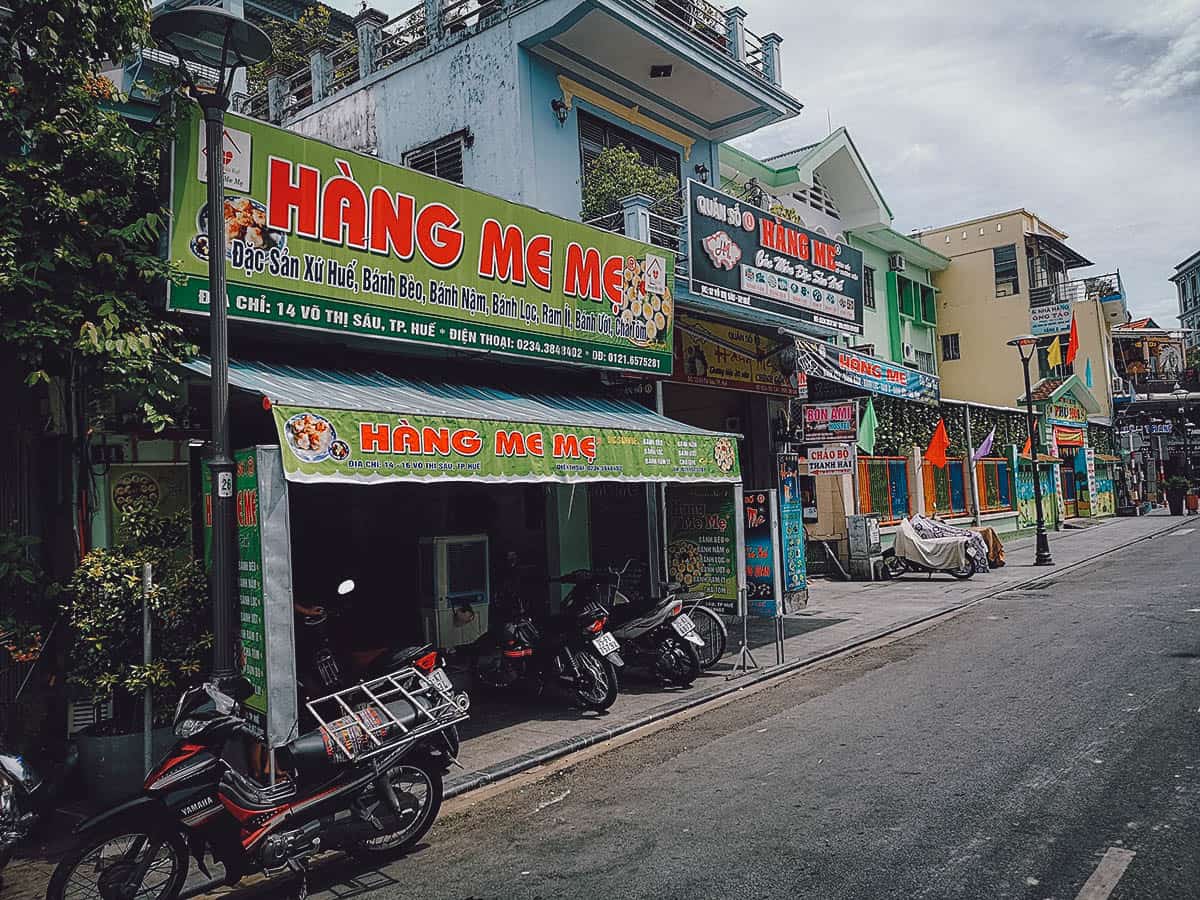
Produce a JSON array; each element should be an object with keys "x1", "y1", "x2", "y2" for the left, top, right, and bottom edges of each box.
[
  {"x1": 326, "y1": 0, "x2": 1199, "y2": 325},
  {"x1": 727, "y1": 0, "x2": 1200, "y2": 326}
]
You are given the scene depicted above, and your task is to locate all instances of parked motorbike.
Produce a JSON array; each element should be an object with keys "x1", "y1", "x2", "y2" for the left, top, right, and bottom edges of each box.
[
  {"x1": 0, "y1": 750, "x2": 43, "y2": 879},
  {"x1": 883, "y1": 518, "x2": 978, "y2": 580},
  {"x1": 47, "y1": 670, "x2": 469, "y2": 900},
  {"x1": 562, "y1": 565, "x2": 704, "y2": 687},
  {"x1": 469, "y1": 577, "x2": 623, "y2": 711},
  {"x1": 295, "y1": 579, "x2": 461, "y2": 765}
]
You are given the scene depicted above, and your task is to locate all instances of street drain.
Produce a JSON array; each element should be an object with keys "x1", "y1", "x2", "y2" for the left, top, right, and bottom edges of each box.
[
  {"x1": 1166, "y1": 651, "x2": 1200, "y2": 659},
  {"x1": 1021, "y1": 580, "x2": 1056, "y2": 591}
]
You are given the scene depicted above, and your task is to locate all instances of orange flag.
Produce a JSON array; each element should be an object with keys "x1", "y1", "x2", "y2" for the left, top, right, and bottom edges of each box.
[
  {"x1": 1021, "y1": 434, "x2": 1031, "y2": 457},
  {"x1": 926, "y1": 418, "x2": 950, "y2": 469},
  {"x1": 1065, "y1": 312, "x2": 1079, "y2": 365}
]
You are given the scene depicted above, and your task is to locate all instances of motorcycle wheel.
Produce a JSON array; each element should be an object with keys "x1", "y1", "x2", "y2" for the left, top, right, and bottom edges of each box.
[
  {"x1": 950, "y1": 564, "x2": 975, "y2": 580},
  {"x1": 47, "y1": 827, "x2": 188, "y2": 900},
  {"x1": 654, "y1": 635, "x2": 701, "y2": 687},
  {"x1": 355, "y1": 761, "x2": 444, "y2": 855},
  {"x1": 689, "y1": 605, "x2": 728, "y2": 669},
  {"x1": 572, "y1": 649, "x2": 619, "y2": 711},
  {"x1": 884, "y1": 555, "x2": 907, "y2": 578}
]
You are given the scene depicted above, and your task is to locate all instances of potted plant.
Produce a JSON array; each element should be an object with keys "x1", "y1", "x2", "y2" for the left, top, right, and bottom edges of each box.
[
  {"x1": 63, "y1": 506, "x2": 210, "y2": 805},
  {"x1": 1164, "y1": 475, "x2": 1189, "y2": 516}
]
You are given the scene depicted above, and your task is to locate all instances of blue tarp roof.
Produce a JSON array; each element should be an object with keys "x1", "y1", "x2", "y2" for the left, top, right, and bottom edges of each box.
[{"x1": 184, "y1": 358, "x2": 734, "y2": 438}]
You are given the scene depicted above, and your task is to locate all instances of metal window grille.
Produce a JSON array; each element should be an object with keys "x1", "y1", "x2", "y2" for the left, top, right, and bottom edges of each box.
[
  {"x1": 941, "y1": 333, "x2": 961, "y2": 361},
  {"x1": 403, "y1": 131, "x2": 469, "y2": 184},
  {"x1": 857, "y1": 456, "x2": 910, "y2": 524}
]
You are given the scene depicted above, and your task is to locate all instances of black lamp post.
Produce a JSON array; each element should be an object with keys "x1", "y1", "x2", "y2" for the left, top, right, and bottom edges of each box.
[
  {"x1": 1172, "y1": 385, "x2": 1191, "y2": 480},
  {"x1": 1008, "y1": 335, "x2": 1054, "y2": 566},
  {"x1": 151, "y1": 8, "x2": 271, "y2": 681}
]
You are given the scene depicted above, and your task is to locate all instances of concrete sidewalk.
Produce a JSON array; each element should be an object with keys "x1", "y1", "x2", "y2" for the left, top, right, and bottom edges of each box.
[{"x1": 444, "y1": 511, "x2": 1184, "y2": 798}]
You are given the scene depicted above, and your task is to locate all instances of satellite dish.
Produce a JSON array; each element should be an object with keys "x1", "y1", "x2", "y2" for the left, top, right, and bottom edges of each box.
[{"x1": 150, "y1": 7, "x2": 272, "y2": 71}]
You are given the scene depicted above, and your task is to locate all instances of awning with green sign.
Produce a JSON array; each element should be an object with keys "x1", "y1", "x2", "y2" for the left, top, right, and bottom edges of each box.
[{"x1": 185, "y1": 359, "x2": 740, "y2": 485}]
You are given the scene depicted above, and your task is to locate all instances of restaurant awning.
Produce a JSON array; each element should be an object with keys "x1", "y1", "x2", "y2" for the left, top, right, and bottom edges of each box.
[
  {"x1": 788, "y1": 334, "x2": 940, "y2": 405},
  {"x1": 185, "y1": 359, "x2": 741, "y2": 485}
]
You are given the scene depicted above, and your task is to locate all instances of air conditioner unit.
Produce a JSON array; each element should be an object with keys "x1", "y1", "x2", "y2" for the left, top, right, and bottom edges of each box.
[
  {"x1": 902, "y1": 342, "x2": 916, "y2": 362},
  {"x1": 888, "y1": 253, "x2": 906, "y2": 272}
]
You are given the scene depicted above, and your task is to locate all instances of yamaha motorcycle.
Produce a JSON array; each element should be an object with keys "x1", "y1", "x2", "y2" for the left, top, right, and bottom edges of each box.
[
  {"x1": 47, "y1": 669, "x2": 469, "y2": 900},
  {"x1": 469, "y1": 578, "x2": 623, "y2": 711},
  {"x1": 563, "y1": 565, "x2": 704, "y2": 687}
]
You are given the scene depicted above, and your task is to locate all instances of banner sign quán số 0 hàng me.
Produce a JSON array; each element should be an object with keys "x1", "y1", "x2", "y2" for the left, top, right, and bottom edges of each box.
[
  {"x1": 687, "y1": 181, "x2": 864, "y2": 335},
  {"x1": 169, "y1": 110, "x2": 674, "y2": 375}
]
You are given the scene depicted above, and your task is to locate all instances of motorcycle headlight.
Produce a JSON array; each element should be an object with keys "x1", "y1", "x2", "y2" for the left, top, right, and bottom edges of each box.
[{"x1": 174, "y1": 717, "x2": 208, "y2": 739}]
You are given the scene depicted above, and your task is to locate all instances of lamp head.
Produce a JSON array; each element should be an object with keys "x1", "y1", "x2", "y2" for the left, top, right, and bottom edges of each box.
[
  {"x1": 151, "y1": 7, "x2": 272, "y2": 74},
  {"x1": 1007, "y1": 334, "x2": 1038, "y2": 362}
]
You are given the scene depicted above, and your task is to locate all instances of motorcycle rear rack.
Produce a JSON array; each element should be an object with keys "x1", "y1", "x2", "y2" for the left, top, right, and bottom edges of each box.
[{"x1": 305, "y1": 665, "x2": 469, "y2": 764}]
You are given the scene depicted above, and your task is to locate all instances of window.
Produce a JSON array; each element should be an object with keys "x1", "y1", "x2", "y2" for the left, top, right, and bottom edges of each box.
[
  {"x1": 863, "y1": 266, "x2": 876, "y2": 309},
  {"x1": 1192, "y1": 271, "x2": 1199, "y2": 300},
  {"x1": 578, "y1": 111, "x2": 681, "y2": 185},
  {"x1": 1036, "y1": 335, "x2": 1074, "y2": 379},
  {"x1": 915, "y1": 349, "x2": 936, "y2": 374},
  {"x1": 994, "y1": 244, "x2": 1019, "y2": 296},
  {"x1": 941, "y1": 333, "x2": 961, "y2": 361},
  {"x1": 857, "y1": 457, "x2": 910, "y2": 524},
  {"x1": 920, "y1": 283, "x2": 936, "y2": 323},
  {"x1": 403, "y1": 130, "x2": 471, "y2": 183}
]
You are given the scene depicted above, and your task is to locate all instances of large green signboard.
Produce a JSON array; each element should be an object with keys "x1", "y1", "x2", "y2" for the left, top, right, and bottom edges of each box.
[
  {"x1": 270, "y1": 405, "x2": 739, "y2": 485},
  {"x1": 169, "y1": 110, "x2": 674, "y2": 374}
]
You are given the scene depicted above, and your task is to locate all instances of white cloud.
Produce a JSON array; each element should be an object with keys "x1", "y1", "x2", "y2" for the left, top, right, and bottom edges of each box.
[{"x1": 733, "y1": 0, "x2": 1200, "y2": 324}]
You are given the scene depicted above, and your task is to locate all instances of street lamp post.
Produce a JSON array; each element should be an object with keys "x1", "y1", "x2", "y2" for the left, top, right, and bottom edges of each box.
[
  {"x1": 1008, "y1": 335, "x2": 1054, "y2": 566},
  {"x1": 1172, "y1": 385, "x2": 1190, "y2": 481},
  {"x1": 151, "y1": 9, "x2": 271, "y2": 681}
]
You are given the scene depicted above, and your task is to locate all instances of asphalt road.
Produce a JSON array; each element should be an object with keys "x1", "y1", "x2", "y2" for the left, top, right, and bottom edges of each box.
[{"x1": 301, "y1": 525, "x2": 1200, "y2": 900}]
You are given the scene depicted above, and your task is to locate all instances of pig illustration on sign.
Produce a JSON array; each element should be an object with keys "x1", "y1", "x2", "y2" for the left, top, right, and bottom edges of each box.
[{"x1": 702, "y1": 231, "x2": 742, "y2": 271}]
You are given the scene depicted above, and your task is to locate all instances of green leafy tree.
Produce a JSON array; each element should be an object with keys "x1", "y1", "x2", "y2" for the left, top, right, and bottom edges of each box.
[
  {"x1": 247, "y1": 5, "x2": 333, "y2": 97},
  {"x1": 580, "y1": 146, "x2": 680, "y2": 222},
  {"x1": 64, "y1": 507, "x2": 210, "y2": 733},
  {"x1": 0, "y1": 0, "x2": 194, "y2": 432}
]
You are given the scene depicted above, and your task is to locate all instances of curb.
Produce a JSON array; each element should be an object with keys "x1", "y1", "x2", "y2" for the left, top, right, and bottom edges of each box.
[{"x1": 444, "y1": 516, "x2": 1182, "y2": 800}]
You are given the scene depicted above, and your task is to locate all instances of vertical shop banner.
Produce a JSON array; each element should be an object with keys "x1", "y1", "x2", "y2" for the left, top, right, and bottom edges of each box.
[
  {"x1": 170, "y1": 109, "x2": 674, "y2": 375},
  {"x1": 665, "y1": 484, "x2": 739, "y2": 614},
  {"x1": 776, "y1": 455, "x2": 808, "y2": 609},
  {"x1": 687, "y1": 181, "x2": 864, "y2": 335},
  {"x1": 743, "y1": 489, "x2": 783, "y2": 617},
  {"x1": 203, "y1": 447, "x2": 298, "y2": 748}
]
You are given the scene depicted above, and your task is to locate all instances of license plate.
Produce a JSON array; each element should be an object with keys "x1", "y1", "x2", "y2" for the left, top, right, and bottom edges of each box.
[
  {"x1": 428, "y1": 669, "x2": 453, "y2": 693},
  {"x1": 592, "y1": 632, "x2": 619, "y2": 655},
  {"x1": 672, "y1": 613, "x2": 696, "y2": 636}
]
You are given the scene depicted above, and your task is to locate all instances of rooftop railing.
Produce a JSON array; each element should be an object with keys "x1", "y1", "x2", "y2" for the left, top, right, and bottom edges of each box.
[{"x1": 245, "y1": 0, "x2": 782, "y2": 123}]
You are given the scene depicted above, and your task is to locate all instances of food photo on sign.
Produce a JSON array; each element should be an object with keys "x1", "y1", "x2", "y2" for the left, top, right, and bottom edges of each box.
[{"x1": 687, "y1": 180, "x2": 864, "y2": 336}]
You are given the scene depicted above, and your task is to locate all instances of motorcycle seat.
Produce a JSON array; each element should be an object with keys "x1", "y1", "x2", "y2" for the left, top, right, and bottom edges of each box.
[
  {"x1": 283, "y1": 697, "x2": 428, "y2": 777},
  {"x1": 219, "y1": 766, "x2": 296, "y2": 812}
]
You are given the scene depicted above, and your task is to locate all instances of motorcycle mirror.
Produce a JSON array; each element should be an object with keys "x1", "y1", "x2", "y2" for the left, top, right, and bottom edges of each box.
[{"x1": 336, "y1": 579, "x2": 356, "y2": 596}]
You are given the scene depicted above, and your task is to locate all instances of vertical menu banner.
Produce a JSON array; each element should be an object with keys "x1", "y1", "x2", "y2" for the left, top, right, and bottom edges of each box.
[
  {"x1": 776, "y1": 455, "x2": 808, "y2": 610},
  {"x1": 743, "y1": 488, "x2": 783, "y2": 617},
  {"x1": 204, "y1": 446, "x2": 299, "y2": 748},
  {"x1": 665, "y1": 484, "x2": 739, "y2": 614}
]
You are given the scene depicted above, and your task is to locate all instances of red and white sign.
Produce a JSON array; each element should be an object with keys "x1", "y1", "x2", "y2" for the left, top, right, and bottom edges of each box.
[
  {"x1": 199, "y1": 124, "x2": 252, "y2": 192},
  {"x1": 643, "y1": 253, "x2": 666, "y2": 293},
  {"x1": 807, "y1": 443, "x2": 854, "y2": 475}
]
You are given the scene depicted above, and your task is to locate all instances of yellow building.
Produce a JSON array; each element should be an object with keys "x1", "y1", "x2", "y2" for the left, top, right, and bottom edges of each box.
[{"x1": 914, "y1": 210, "x2": 1126, "y2": 416}]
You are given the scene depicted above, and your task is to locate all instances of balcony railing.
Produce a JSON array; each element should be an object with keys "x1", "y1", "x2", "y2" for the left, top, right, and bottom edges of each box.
[
  {"x1": 1030, "y1": 272, "x2": 1123, "y2": 307},
  {"x1": 245, "y1": 0, "x2": 781, "y2": 123},
  {"x1": 584, "y1": 194, "x2": 689, "y2": 278}
]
